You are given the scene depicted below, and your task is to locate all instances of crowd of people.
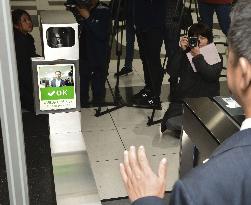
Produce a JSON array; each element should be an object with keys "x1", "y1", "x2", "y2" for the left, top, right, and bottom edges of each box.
[{"x1": 12, "y1": 0, "x2": 233, "y2": 112}]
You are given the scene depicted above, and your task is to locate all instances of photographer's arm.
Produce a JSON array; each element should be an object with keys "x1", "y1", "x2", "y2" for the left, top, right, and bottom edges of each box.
[{"x1": 192, "y1": 54, "x2": 223, "y2": 82}]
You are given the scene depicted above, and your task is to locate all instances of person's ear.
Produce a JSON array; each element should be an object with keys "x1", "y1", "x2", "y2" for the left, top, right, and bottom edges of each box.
[{"x1": 239, "y1": 57, "x2": 251, "y2": 91}]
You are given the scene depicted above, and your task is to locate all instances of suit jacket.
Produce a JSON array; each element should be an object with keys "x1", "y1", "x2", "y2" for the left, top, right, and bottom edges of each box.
[
  {"x1": 50, "y1": 79, "x2": 65, "y2": 87},
  {"x1": 133, "y1": 128, "x2": 251, "y2": 205}
]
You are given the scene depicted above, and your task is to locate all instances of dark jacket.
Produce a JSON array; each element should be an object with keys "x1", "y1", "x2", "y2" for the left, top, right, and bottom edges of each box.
[
  {"x1": 165, "y1": 0, "x2": 181, "y2": 26},
  {"x1": 167, "y1": 47, "x2": 222, "y2": 101},
  {"x1": 13, "y1": 28, "x2": 38, "y2": 111},
  {"x1": 79, "y1": 2, "x2": 111, "y2": 67},
  {"x1": 134, "y1": 0, "x2": 166, "y2": 32},
  {"x1": 50, "y1": 79, "x2": 65, "y2": 87},
  {"x1": 133, "y1": 128, "x2": 251, "y2": 205}
]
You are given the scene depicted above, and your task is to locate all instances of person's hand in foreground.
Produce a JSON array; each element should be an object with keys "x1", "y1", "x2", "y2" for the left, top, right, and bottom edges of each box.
[{"x1": 120, "y1": 146, "x2": 167, "y2": 202}]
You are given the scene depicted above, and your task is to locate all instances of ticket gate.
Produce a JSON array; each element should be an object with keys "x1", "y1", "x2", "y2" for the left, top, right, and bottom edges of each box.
[{"x1": 180, "y1": 97, "x2": 244, "y2": 177}]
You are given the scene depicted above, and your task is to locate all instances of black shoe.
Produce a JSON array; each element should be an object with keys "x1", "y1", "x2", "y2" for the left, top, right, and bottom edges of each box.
[
  {"x1": 114, "y1": 67, "x2": 133, "y2": 77},
  {"x1": 147, "y1": 97, "x2": 162, "y2": 109},
  {"x1": 133, "y1": 96, "x2": 161, "y2": 110},
  {"x1": 160, "y1": 125, "x2": 182, "y2": 139},
  {"x1": 133, "y1": 88, "x2": 151, "y2": 100}
]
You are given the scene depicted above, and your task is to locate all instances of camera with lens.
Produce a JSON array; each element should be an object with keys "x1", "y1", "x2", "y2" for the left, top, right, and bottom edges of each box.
[
  {"x1": 65, "y1": 0, "x2": 92, "y2": 9},
  {"x1": 65, "y1": 0, "x2": 93, "y2": 21},
  {"x1": 188, "y1": 36, "x2": 199, "y2": 48}
]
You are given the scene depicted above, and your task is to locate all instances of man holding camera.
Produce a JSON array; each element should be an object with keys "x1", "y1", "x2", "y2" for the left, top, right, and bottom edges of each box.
[{"x1": 75, "y1": 0, "x2": 110, "y2": 106}]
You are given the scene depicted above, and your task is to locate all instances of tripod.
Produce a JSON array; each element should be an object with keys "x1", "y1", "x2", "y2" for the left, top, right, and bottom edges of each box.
[
  {"x1": 95, "y1": 0, "x2": 126, "y2": 117},
  {"x1": 147, "y1": 0, "x2": 200, "y2": 126},
  {"x1": 95, "y1": 0, "x2": 170, "y2": 119}
]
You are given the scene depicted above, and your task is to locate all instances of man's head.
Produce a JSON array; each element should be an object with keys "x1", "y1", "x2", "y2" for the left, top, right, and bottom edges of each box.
[
  {"x1": 227, "y1": 0, "x2": 251, "y2": 116},
  {"x1": 55, "y1": 71, "x2": 62, "y2": 80}
]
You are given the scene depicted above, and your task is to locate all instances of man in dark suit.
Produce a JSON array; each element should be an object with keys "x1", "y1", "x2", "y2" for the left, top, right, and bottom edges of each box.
[
  {"x1": 120, "y1": 0, "x2": 251, "y2": 204},
  {"x1": 50, "y1": 71, "x2": 65, "y2": 87}
]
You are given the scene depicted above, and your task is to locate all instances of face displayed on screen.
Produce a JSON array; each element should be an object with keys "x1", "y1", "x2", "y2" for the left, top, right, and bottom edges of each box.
[
  {"x1": 55, "y1": 71, "x2": 62, "y2": 80},
  {"x1": 36, "y1": 63, "x2": 77, "y2": 112}
]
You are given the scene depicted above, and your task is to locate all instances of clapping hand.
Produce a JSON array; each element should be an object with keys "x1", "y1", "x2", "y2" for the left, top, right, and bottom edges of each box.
[{"x1": 120, "y1": 146, "x2": 167, "y2": 202}]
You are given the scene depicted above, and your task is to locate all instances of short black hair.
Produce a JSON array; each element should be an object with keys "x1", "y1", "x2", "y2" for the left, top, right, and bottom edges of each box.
[
  {"x1": 12, "y1": 9, "x2": 31, "y2": 26},
  {"x1": 188, "y1": 23, "x2": 214, "y2": 43},
  {"x1": 228, "y1": 0, "x2": 251, "y2": 65}
]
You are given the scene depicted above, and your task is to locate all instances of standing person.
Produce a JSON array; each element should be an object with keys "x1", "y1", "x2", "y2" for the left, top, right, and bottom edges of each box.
[
  {"x1": 120, "y1": 1, "x2": 251, "y2": 204},
  {"x1": 132, "y1": 0, "x2": 166, "y2": 108},
  {"x1": 12, "y1": 9, "x2": 39, "y2": 112},
  {"x1": 77, "y1": 0, "x2": 111, "y2": 107},
  {"x1": 114, "y1": 0, "x2": 135, "y2": 77},
  {"x1": 198, "y1": 0, "x2": 233, "y2": 36}
]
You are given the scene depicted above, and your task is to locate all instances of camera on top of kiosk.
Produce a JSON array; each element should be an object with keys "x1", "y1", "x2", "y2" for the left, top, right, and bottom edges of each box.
[
  {"x1": 31, "y1": 10, "x2": 80, "y2": 114},
  {"x1": 40, "y1": 10, "x2": 79, "y2": 61}
]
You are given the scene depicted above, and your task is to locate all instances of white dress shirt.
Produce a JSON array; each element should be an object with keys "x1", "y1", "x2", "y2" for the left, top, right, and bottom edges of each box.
[
  {"x1": 55, "y1": 79, "x2": 61, "y2": 87},
  {"x1": 240, "y1": 118, "x2": 251, "y2": 131}
]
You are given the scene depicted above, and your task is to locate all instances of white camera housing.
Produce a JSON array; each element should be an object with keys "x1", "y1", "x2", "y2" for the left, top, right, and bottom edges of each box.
[{"x1": 40, "y1": 10, "x2": 79, "y2": 61}]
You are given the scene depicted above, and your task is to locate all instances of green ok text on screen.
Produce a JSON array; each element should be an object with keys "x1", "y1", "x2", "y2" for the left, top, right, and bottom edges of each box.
[{"x1": 40, "y1": 86, "x2": 75, "y2": 100}]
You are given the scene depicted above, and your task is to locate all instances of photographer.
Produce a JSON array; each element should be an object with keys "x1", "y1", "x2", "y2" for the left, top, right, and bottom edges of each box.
[
  {"x1": 161, "y1": 23, "x2": 223, "y2": 135},
  {"x1": 74, "y1": 0, "x2": 110, "y2": 106}
]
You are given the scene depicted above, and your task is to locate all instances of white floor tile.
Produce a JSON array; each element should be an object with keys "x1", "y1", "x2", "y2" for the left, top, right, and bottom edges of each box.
[
  {"x1": 81, "y1": 108, "x2": 116, "y2": 131},
  {"x1": 53, "y1": 152, "x2": 100, "y2": 205},
  {"x1": 50, "y1": 132, "x2": 86, "y2": 154},
  {"x1": 57, "y1": 194, "x2": 101, "y2": 205},
  {"x1": 107, "y1": 71, "x2": 145, "y2": 88},
  {"x1": 118, "y1": 125, "x2": 180, "y2": 153},
  {"x1": 49, "y1": 112, "x2": 82, "y2": 134},
  {"x1": 110, "y1": 106, "x2": 166, "y2": 129},
  {"x1": 83, "y1": 129, "x2": 125, "y2": 162}
]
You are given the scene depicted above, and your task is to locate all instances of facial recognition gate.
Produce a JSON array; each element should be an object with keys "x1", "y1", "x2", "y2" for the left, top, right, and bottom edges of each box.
[{"x1": 180, "y1": 97, "x2": 244, "y2": 178}]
